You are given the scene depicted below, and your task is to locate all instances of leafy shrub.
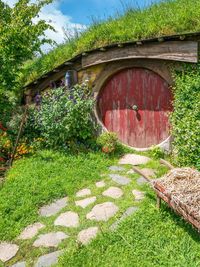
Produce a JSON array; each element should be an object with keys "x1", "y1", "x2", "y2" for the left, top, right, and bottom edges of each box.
[
  {"x1": 97, "y1": 132, "x2": 119, "y2": 154},
  {"x1": 171, "y1": 65, "x2": 200, "y2": 169},
  {"x1": 149, "y1": 146, "x2": 165, "y2": 160},
  {"x1": 29, "y1": 84, "x2": 96, "y2": 148}
]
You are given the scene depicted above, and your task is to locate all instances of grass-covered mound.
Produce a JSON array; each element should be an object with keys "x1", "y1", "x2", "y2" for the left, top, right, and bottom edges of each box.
[{"x1": 23, "y1": 0, "x2": 200, "y2": 85}]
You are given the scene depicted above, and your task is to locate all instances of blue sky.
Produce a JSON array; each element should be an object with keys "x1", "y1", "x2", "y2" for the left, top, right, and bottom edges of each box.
[{"x1": 60, "y1": 0, "x2": 161, "y2": 25}]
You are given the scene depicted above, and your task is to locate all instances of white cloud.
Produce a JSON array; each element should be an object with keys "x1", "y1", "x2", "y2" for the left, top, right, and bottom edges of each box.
[{"x1": 4, "y1": 0, "x2": 86, "y2": 52}]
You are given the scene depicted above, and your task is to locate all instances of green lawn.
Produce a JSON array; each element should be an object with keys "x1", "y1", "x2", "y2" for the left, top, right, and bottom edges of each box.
[
  {"x1": 1, "y1": 149, "x2": 200, "y2": 267},
  {"x1": 0, "y1": 150, "x2": 117, "y2": 241},
  {"x1": 58, "y1": 196, "x2": 200, "y2": 267}
]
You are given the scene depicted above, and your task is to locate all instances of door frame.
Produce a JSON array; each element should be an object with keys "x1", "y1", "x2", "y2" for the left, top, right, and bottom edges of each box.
[{"x1": 93, "y1": 59, "x2": 174, "y2": 151}]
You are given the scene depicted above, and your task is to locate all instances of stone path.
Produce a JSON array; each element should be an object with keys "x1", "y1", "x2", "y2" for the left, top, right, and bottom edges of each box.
[
  {"x1": 109, "y1": 166, "x2": 125, "y2": 172},
  {"x1": 39, "y1": 197, "x2": 68, "y2": 217},
  {"x1": 34, "y1": 250, "x2": 63, "y2": 267},
  {"x1": 54, "y1": 211, "x2": 79, "y2": 228},
  {"x1": 86, "y1": 202, "x2": 119, "y2": 222},
  {"x1": 75, "y1": 196, "x2": 96, "y2": 208},
  {"x1": 0, "y1": 243, "x2": 19, "y2": 262},
  {"x1": 109, "y1": 174, "x2": 131, "y2": 185},
  {"x1": 33, "y1": 232, "x2": 68, "y2": 248},
  {"x1": 96, "y1": 180, "x2": 106, "y2": 188},
  {"x1": 11, "y1": 262, "x2": 26, "y2": 267},
  {"x1": 77, "y1": 227, "x2": 99, "y2": 245},
  {"x1": 76, "y1": 188, "x2": 91, "y2": 197},
  {"x1": 102, "y1": 187, "x2": 123, "y2": 199},
  {"x1": 119, "y1": 154, "x2": 150, "y2": 165},
  {"x1": 18, "y1": 222, "x2": 45, "y2": 240},
  {"x1": 1, "y1": 153, "x2": 151, "y2": 266}
]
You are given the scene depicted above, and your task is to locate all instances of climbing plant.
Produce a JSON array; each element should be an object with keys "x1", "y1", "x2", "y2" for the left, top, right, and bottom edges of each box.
[{"x1": 171, "y1": 64, "x2": 200, "y2": 169}]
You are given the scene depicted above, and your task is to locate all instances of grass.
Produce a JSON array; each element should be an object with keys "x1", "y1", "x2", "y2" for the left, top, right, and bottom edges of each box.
[
  {"x1": 1, "y1": 149, "x2": 200, "y2": 266},
  {"x1": 58, "y1": 197, "x2": 200, "y2": 267},
  {"x1": 0, "y1": 149, "x2": 118, "y2": 241},
  {"x1": 22, "y1": 0, "x2": 200, "y2": 86}
]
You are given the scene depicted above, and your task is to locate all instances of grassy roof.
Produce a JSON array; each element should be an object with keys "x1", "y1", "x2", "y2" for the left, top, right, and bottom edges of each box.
[{"x1": 23, "y1": 0, "x2": 200, "y2": 86}]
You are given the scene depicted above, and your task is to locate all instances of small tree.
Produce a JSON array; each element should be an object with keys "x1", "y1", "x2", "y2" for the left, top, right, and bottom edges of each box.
[{"x1": 0, "y1": 0, "x2": 54, "y2": 93}]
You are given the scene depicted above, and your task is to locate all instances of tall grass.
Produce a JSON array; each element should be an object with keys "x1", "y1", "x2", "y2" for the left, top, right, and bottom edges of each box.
[{"x1": 22, "y1": 0, "x2": 200, "y2": 86}]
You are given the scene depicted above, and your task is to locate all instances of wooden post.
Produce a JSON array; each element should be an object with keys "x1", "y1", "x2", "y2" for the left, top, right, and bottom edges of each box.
[
  {"x1": 9, "y1": 105, "x2": 28, "y2": 167},
  {"x1": 157, "y1": 195, "x2": 161, "y2": 209}
]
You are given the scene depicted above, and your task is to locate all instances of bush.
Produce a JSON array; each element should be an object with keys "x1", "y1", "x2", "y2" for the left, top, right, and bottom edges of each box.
[
  {"x1": 97, "y1": 132, "x2": 119, "y2": 154},
  {"x1": 149, "y1": 146, "x2": 165, "y2": 160},
  {"x1": 171, "y1": 65, "x2": 200, "y2": 170},
  {"x1": 28, "y1": 84, "x2": 96, "y2": 148}
]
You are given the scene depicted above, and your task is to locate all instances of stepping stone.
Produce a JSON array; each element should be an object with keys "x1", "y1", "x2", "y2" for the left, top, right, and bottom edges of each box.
[
  {"x1": 102, "y1": 187, "x2": 123, "y2": 199},
  {"x1": 95, "y1": 180, "x2": 106, "y2": 188},
  {"x1": 110, "y1": 207, "x2": 138, "y2": 230},
  {"x1": 11, "y1": 262, "x2": 26, "y2": 267},
  {"x1": 76, "y1": 188, "x2": 91, "y2": 198},
  {"x1": 0, "y1": 242, "x2": 19, "y2": 262},
  {"x1": 34, "y1": 250, "x2": 63, "y2": 267},
  {"x1": 77, "y1": 227, "x2": 99, "y2": 245},
  {"x1": 109, "y1": 174, "x2": 130, "y2": 185},
  {"x1": 54, "y1": 211, "x2": 79, "y2": 228},
  {"x1": 86, "y1": 202, "x2": 119, "y2": 222},
  {"x1": 75, "y1": 197, "x2": 96, "y2": 208},
  {"x1": 127, "y1": 169, "x2": 135, "y2": 175},
  {"x1": 108, "y1": 166, "x2": 125, "y2": 172},
  {"x1": 137, "y1": 176, "x2": 148, "y2": 185},
  {"x1": 33, "y1": 232, "x2": 68, "y2": 248},
  {"x1": 39, "y1": 197, "x2": 68, "y2": 217},
  {"x1": 18, "y1": 222, "x2": 45, "y2": 240},
  {"x1": 132, "y1": 190, "x2": 145, "y2": 201},
  {"x1": 119, "y1": 154, "x2": 150, "y2": 166},
  {"x1": 140, "y1": 168, "x2": 155, "y2": 177}
]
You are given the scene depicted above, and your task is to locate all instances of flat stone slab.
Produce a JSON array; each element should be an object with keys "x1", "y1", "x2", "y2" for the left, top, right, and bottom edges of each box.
[
  {"x1": 0, "y1": 242, "x2": 19, "y2": 262},
  {"x1": 102, "y1": 187, "x2": 123, "y2": 199},
  {"x1": 109, "y1": 174, "x2": 130, "y2": 185},
  {"x1": 33, "y1": 232, "x2": 68, "y2": 248},
  {"x1": 137, "y1": 176, "x2": 148, "y2": 185},
  {"x1": 11, "y1": 262, "x2": 26, "y2": 267},
  {"x1": 132, "y1": 190, "x2": 145, "y2": 201},
  {"x1": 108, "y1": 166, "x2": 125, "y2": 172},
  {"x1": 110, "y1": 206, "x2": 139, "y2": 230},
  {"x1": 18, "y1": 222, "x2": 45, "y2": 240},
  {"x1": 34, "y1": 250, "x2": 63, "y2": 267},
  {"x1": 140, "y1": 168, "x2": 155, "y2": 177},
  {"x1": 86, "y1": 202, "x2": 119, "y2": 222},
  {"x1": 54, "y1": 211, "x2": 79, "y2": 227},
  {"x1": 95, "y1": 181, "x2": 106, "y2": 188},
  {"x1": 119, "y1": 154, "x2": 150, "y2": 166},
  {"x1": 39, "y1": 197, "x2": 68, "y2": 217},
  {"x1": 75, "y1": 196, "x2": 96, "y2": 208},
  {"x1": 76, "y1": 188, "x2": 91, "y2": 198},
  {"x1": 77, "y1": 227, "x2": 99, "y2": 245}
]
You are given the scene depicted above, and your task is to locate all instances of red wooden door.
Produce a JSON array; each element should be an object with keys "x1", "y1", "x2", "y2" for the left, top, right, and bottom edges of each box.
[{"x1": 98, "y1": 68, "x2": 173, "y2": 148}]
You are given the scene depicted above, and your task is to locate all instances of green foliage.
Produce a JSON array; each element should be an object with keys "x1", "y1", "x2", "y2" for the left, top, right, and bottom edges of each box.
[
  {"x1": 149, "y1": 146, "x2": 165, "y2": 160},
  {"x1": 24, "y1": 0, "x2": 200, "y2": 85},
  {"x1": 0, "y1": 0, "x2": 53, "y2": 93},
  {"x1": 29, "y1": 85, "x2": 96, "y2": 147},
  {"x1": 97, "y1": 132, "x2": 119, "y2": 153},
  {"x1": 171, "y1": 65, "x2": 200, "y2": 169}
]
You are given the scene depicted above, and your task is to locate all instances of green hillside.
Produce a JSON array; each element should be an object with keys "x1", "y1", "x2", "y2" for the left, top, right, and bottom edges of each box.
[{"x1": 23, "y1": 0, "x2": 200, "y2": 86}]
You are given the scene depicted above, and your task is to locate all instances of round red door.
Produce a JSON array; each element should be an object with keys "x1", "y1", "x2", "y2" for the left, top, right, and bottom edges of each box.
[{"x1": 98, "y1": 68, "x2": 173, "y2": 148}]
